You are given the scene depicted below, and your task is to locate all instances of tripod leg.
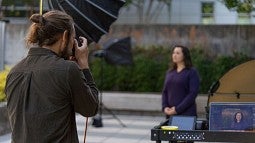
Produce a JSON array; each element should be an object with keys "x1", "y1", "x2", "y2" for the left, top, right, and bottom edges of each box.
[{"x1": 102, "y1": 103, "x2": 126, "y2": 127}]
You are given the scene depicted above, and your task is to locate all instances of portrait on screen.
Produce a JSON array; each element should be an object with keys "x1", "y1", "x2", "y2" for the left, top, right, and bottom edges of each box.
[{"x1": 209, "y1": 103, "x2": 254, "y2": 131}]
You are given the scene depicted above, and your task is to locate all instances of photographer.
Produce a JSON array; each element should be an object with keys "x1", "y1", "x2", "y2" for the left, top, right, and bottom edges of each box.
[{"x1": 4, "y1": 10, "x2": 99, "y2": 143}]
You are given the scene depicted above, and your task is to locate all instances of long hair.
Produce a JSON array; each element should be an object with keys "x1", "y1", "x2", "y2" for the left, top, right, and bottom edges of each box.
[
  {"x1": 170, "y1": 45, "x2": 193, "y2": 70},
  {"x1": 26, "y1": 10, "x2": 74, "y2": 47},
  {"x1": 234, "y1": 112, "x2": 243, "y2": 123}
]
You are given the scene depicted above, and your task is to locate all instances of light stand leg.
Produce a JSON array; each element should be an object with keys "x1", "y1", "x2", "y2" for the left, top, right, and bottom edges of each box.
[
  {"x1": 91, "y1": 90, "x2": 103, "y2": 127},
  {"x1": 101, "y1": 102, "x2": 126, "y2": 127},
  {"x1": 92, "y1": 58, "x2": 104, "y2": 128}
]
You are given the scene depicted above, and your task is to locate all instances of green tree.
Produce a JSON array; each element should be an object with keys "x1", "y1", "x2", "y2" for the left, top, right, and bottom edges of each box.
[{"x1": 221, "y1": 0, "x2": 255, "y2": 13}]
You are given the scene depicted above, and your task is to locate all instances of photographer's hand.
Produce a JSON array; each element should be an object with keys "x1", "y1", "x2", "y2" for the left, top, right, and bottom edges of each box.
[{"x1": 73, "y1": 37, "x2": 89, "y2": 69}]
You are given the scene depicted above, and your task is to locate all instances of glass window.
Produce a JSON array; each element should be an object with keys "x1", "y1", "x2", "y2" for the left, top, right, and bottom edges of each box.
[
  {"x1": 201, "y1": 2, "x2": 214, "y2": 24},
  {"x1": 237, "y1": 13, "x2": 250, "y2": 24}
]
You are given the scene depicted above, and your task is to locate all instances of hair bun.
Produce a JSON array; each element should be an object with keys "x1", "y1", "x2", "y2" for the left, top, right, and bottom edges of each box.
[{"x1": 30, "y1": 14, "x2": 45, "y2": 24}]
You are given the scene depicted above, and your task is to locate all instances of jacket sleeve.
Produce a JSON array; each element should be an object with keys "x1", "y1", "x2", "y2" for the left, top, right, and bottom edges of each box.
[{"x1": 68, "y1": 63, "x2": 99, "y2": 117}]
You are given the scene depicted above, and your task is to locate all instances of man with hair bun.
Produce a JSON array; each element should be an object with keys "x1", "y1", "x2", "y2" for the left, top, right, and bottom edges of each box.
[{"x1": 5, "y1": 10, "x2": 99, "y2": 143}]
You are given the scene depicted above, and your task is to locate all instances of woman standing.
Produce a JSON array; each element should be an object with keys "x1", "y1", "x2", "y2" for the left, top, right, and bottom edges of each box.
[{"x1": 162, "y1": 45, "x2": 200, "y2": 118}]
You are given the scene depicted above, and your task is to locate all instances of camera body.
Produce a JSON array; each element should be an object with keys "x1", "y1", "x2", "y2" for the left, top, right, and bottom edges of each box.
[{"x1": 72, "y1": 37, "x2": 83, "y2": 56}]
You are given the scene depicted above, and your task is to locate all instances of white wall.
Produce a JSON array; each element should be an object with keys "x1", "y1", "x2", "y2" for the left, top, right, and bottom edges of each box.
[
  {"x1": 171, "y1": 0, "x2": 201, "y2": 24},
  {"x1": 4, "y1": 23, "x2": 28, "y2": 66},
  {"x1": 117, "y1": 0, "x2": 171, "y2": 24},
  {"x1": 250, "y1": 11, "x2": 255, "y2": 23},
  {"x1": 214, "y1": 1, "x2": 236, "y2": 24}
]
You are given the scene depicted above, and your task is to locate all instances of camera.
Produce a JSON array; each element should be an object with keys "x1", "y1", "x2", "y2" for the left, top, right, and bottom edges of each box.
[{"x1": 72, "y1": 37, "x2": 83, "y2": 56}]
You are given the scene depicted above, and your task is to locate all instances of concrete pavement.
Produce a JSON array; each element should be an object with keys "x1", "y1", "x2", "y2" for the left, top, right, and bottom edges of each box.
[
  {"x1": 0, "y1": 92, "x2": 209, "y2": 143},
  {"x1": 0, "y1": 114, "x2": 166, "y2": 143}
]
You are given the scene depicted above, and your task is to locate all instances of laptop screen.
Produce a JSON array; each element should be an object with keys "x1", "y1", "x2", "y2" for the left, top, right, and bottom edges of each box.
[
  {"x1": 209, "y1": 102, "x2": 255, "y2": 131},
  {"x1": 168, "y1": 116, "x2": 196, "y2": 130}
]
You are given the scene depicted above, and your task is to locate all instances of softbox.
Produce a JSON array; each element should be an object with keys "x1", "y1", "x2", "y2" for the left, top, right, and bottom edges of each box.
[{"x1": 94, "y1": 37, "x2": 133, "y2": 66}]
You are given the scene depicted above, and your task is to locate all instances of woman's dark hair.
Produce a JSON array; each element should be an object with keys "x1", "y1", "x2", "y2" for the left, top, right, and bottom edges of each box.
[
  {"x1": 26, "y1": 10, "x2": 74, "y2": 47},
  {"x1": 171, "y1": 45, "x2": 193, "y2": 70},
  {"x1": 234, "y1": 112, "x2": 243, "y2": 122}
]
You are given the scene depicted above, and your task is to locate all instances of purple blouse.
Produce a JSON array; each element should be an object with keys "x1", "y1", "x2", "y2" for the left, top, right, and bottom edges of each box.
[{"x1": 162, "y1": 67, "x2": 200, "y2": 116}]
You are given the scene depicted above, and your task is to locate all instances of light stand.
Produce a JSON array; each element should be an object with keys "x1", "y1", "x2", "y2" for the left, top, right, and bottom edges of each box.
[
  {"x1": 92, "y1": 52, "x2": 126, "y2": 128},
  {"x1": 205, "y1": 81, "x2": 220, "y2": 119}
]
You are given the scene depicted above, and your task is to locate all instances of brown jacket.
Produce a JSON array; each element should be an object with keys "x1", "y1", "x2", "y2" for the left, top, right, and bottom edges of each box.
[{"x1": 5, "y1": 47, "x2": 99, "y2": 143}]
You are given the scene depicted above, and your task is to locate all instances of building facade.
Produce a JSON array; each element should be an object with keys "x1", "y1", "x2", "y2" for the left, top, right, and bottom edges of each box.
[
  {"x1": 1, "y1": 0, "x2": 255, "y2": 66},
  {"x1": 117, "y1": 0, "x2": 255, "y2": 25}
]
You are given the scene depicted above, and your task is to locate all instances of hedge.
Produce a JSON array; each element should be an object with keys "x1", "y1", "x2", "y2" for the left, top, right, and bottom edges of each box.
[
  {"x1": 0, "y1": 47, "x2": 252, "y2": 102},
  {"x1": 90, "y1": 46, "x2": 253, "y2": 93}
]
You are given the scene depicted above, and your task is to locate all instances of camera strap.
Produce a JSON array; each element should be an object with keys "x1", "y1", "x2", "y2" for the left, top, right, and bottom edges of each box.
[{"x1": 84, "y1": 117, "x2": 89, "y2": 143}]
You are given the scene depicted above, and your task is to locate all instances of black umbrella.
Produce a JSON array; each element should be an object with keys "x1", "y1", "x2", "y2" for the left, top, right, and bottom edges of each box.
[
  {"x1": 47, "y1": 0, "x2": 125, "y2": 44},
  {"x1": 93, "y1": 37, "x2": 133, "y2": 65}
]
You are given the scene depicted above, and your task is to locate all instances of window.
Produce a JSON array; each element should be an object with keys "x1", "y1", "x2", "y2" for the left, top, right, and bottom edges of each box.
[
  {"x1": 237, "y1": 13, "x2": 250, "y2": 24},
  {"x1": 201, "y1": 2, "x2": 214, "y2": 24}
]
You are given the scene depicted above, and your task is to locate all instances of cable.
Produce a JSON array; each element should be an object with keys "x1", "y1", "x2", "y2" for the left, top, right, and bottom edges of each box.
[{"x1": 84, "y1": 117, "x2": 89, "y2": 143}]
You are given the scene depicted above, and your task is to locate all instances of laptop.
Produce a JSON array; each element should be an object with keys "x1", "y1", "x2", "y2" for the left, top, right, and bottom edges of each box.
[
  {"x1": 209, "y1": 102, "x2": 255, "y2": 131},
  {"x1": 168, "y1": 115, "x2": 196, "y2": 130}
]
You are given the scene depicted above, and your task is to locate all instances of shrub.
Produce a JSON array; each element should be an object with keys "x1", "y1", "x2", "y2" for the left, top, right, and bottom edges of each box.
[
  {"x1": 90, "y1": 46, "x2": 170, "y2": 92},
  {"x1": 190, "y1": 48, "x2": 215, "y2": 93},
  {"x1": 211, "y1": 52, "x2": 252, "y2": 81},
  {"x1": 0, "y1": 68, "x2": 9, "y2": 102},
  {"x1": 90, "y1": 46, "x2": 253, "y2": 94}
]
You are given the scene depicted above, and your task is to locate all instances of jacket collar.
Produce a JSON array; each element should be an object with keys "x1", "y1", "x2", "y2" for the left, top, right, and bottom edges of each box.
[{"x1": 28, "y1": 47, "x2": 58, "y2": 56}]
